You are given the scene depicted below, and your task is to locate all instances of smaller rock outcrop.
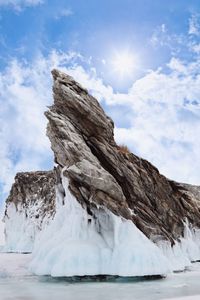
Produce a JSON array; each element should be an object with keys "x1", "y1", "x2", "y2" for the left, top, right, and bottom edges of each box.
[{"x1": 4, "y1": 171, "x2": 56, "y2": 252}]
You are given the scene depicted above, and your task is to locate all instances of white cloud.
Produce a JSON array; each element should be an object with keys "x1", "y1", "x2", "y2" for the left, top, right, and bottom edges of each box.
[
  {"x1": 150, "y1": 24, "x2": 177, "y2": 49},
  {"x1": 0, "y1": 0, "x2": 43, "y2": 10},
  {"x1": 0, "y1": 51, "x2": 81, "y2": 195},
  {"x1": 113, "y1": 58, "x2": 200, "y2": 185},
  {"x1": 54, "y1": 8, "x2": 73, "y2": 20},
  {"x1": 189, "y1": 14, "x2": 200, "y2": 36},
  {"x1": 190, "y1": 43, "x2": 200, "y2": 54},
  {"x1": 64, "y1": 56, "x2": 200, "y2": 185},
  {"x1": 1, "y1": 48, "x2": 200, "y2": 208},
  {"x1": 150, "y1": 17, "x2": 200, "y2": 57}
]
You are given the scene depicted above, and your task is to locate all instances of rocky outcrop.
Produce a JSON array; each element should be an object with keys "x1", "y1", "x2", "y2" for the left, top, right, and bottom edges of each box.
[
  {"x1": 4, "y1": 69, "x2": 200, "y2": 276},
  {"x1": 45, "y1": 69, "x2": 200, "y2": 245},
  {"x1": 4, "y1": 171, "x2": 56, "y2": 252}
]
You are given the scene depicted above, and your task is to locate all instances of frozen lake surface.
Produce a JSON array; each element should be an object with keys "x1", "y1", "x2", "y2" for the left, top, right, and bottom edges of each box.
[{"x1": 0, "y1": 253, "x2": 200, "y2": 300}]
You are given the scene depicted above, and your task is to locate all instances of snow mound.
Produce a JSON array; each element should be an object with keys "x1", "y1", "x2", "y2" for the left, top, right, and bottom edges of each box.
[{"x1": 30, "y1": 174, "x2": 171, "y2": 277}]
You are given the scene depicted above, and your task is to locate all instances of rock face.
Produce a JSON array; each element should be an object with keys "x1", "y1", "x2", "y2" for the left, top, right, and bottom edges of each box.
[
  {"x1": 4, "y1": 171, "x2": 56, "y2": 252},
  {"x1": 4, "y1": 69, "x2": 200, "y2": 276},
  {"x1": 46, "y1": 69, "x2": 200, "y2": 245}
]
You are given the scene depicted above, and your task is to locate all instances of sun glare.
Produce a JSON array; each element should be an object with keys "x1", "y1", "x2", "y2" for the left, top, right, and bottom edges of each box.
[{"x1": 112, "y1": 50, "x2": 136, "y2": 78}]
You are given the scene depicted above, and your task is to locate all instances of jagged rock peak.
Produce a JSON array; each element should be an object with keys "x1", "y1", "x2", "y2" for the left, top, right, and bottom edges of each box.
[{"x1": 45, "y1": 69, "x2": 200, "y2": 244}]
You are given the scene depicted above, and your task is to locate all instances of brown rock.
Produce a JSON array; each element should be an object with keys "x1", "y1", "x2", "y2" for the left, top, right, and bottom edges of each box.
[{"x1": 44, "y1": 69, "x2": 200, "y2": 245}]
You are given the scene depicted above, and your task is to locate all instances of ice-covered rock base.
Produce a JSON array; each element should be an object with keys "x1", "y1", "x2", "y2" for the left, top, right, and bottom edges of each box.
[
  {"x1": 3, "y1": 202, "x2": 51, "y2": 253},
  {"x1": 30, "y1": 174, "x2": 200, "y2": 277},
  {"x1": 3, "y1": 171, "x2": 56, "y2": 253},
  {"x1": 30, "y1": 175, "x2": 171, "y2": 277},
  {"x1": 158, "y1": 224, "x2": 200, "y2": 272},
  {"x1": 4, "y1": 70, "x2": 200, "y2": 278}
]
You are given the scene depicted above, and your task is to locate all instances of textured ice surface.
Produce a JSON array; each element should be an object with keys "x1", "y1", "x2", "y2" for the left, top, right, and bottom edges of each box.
[
  {"x1": 1, "y1": 254, "x2": 200, "y2": 300},
  {"x1": 158, "y1": 224, "x2": 200, "y2": 272},
  {"x1": 3, "y1": 168, "x2": 200, "y2": 276},
  {"x1": 0, "y1": 253, "x2": 31, "y2": 277},
  {"x1": 164, "y1": 296, "x2": 200, "y2": 300},
  {"x1": 30, "y1": 175, "x2": 170, "y2": 277},
  {"x1": 0, "y1": 216, "x2": 5, "y2": 247},
  {"x1": 30, "y1": 172, "x2": 200, "y2": 277},
  {"x1": 3, "y1": 200, "x2": 51, "y2": 253}
]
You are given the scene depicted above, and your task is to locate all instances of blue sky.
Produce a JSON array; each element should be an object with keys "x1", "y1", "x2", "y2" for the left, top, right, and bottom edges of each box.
[{"x1": 0, "y1": 0, "x2": 200, "y2": 207}]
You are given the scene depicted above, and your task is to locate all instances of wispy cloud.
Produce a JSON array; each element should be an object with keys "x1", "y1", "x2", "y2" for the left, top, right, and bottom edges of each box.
[
  {"x1": 1, "y1": 44, "x2": 200, "y2": 207},
  {"x1": 150, "y1": 23, "x2": 186, "y2": 55},
  {"x1": 150, "y1": 15, "x2": 200, "y2": 58},
  {"x1": 58, "y1": 56, "x2": 200, "y2": 185},
  {"x1": 0, "y1": 0, "x2": 43, "y2": 11},
  {"x1": 54, "y1": 8, "x2": 73, "y2": 20},
  {"x1": 0, "y1": 51, "x2": 80, "y2": 195},
  {"x1": 189, "y1": 14, "x2": 200, "y2": 36}
]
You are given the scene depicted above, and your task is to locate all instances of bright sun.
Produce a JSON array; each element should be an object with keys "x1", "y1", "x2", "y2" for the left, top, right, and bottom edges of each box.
[{"x1": 112, "y1": 50, "x2": 136, "y2": 78}]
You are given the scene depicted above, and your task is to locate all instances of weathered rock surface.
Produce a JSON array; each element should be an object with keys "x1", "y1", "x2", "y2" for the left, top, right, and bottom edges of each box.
[
  {"x1": 4, "y1": 69, "x2": 200, "y2": 259},
  {"x1": 4, "y1": 171, "x2": 56, "y2": 252},
  {"x1": 44, "y1": 69, "x2": 200, "y2": 245}
]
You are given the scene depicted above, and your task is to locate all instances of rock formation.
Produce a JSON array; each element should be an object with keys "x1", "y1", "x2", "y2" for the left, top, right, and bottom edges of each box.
[
  {"x1": 4, "y1": 69, "x2": 200, "y2": 276},
  {"x1": 4, "y1": 171, "x2": 55, "y2": 252},
  {"x1": 46, "y1": 69, "x2": 200, "y2": 244}
]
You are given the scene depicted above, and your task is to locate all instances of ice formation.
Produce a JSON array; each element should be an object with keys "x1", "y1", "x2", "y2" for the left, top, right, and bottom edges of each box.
[
  {"x1": 158, "y1": 225, "x2": 200, "y2": 271},
  {"x1": 29, "y1": 171, "x2": 200, "y2": 277},
  {"x1": 4, "y1": 201, "x2": 50, "y2": 253},
  {"x1": 3, "y1": 171, "x2": 56, "y2": 253},
  {"x1": 30, "y1": 174, "x2": 171, "y2": 276}
]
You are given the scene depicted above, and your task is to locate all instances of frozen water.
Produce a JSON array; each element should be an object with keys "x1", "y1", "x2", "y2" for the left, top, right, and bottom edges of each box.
[
  {"x1": 0, "y1": 253, "x2": 31, "y2": 277},
  {"x1": 164, "y1": 296, "x2": 200, "y2": 300},
  {"x1": 3, "y1": 199, "x2": 52, "y2": 253},
  {"x1": 30, "y1": 173, "x2": 200, "y2": 277},
  {"x1": 1, "y1": 253, "x2": 200, "y2": 300},
  {"x1": 0, "y1": 209, "x2": 5, "y2": 247},
  {"x1": 30, "y1": 175, "x2": 170, "y2": 277},
  {"x1": 4, "y1": 170, "x2": 200, "y2": 277}
]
